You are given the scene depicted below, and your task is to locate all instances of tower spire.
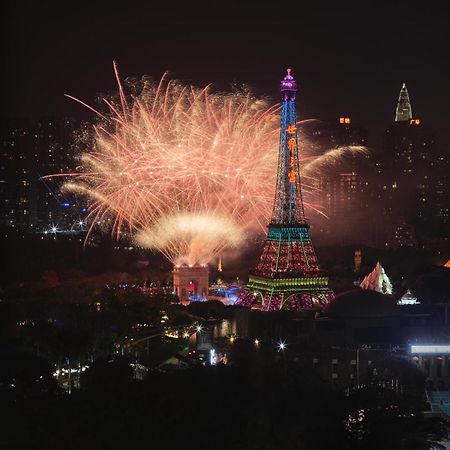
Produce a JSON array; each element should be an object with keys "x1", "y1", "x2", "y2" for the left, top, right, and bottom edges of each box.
[
  {"x1": 271, "y1": 68, "x2": 306, "y2": 225},
  {"x1": 395, "y1": 83, "x2": 412, "y2": 122}
]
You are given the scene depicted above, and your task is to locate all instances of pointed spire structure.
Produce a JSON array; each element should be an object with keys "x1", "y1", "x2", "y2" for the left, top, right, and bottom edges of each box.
[
  {"x1": 235, "y1": 69, "x2": 334, "y2": 311},
  {"x1": 360, "y1": 262, "x2": 393, "y2": 295},
  {"x1": 395, "y1": 83, "x2": 413, "y2": 122}
]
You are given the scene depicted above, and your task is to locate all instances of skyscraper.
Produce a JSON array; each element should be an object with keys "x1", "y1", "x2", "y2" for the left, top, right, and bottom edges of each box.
[
  {"x1": 395, "y1": 83, "x2": 413, "y2": 122},
  {"x1": 0, "y1": 119, "x2": 33, "y2": 230},
  {"x1": 380, "y1": 83, "x2": 448, "y2": 249},
  {"x1": 0, "y1": 117, "x2": 87, "y2": 234},
  {"x1": 34, "y1": 116, "x2": 79, "y2": 230},
  {"x1": 307, "y1": 117, "x2": 371, "y2": 246}
]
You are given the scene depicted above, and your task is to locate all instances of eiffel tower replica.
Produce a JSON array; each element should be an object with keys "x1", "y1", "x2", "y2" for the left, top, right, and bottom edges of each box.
[{"x1": 236, "y1": 69, "x2": 334, "y2": 311}]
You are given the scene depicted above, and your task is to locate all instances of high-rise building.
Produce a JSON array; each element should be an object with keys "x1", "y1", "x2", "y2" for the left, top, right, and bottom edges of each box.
[
  {"x1": 328, "y1": 117, "x2": 368, "y2": 148},
  {"x1": 306, "y1": 117, "x2": 372, "y2": 246},
  {"x1": 390, "y1": 220, "x2": 417, "y2": 249},
  {"x1": 316, "y1": 171, "x2": 369, "y2": 244},
  {"x1": 303, "y1": 116, "x2": 367, "y2": 150},
  {"x1": 0, "y1": 116, "x2": 86, "y2": 233},
  {"x1": 34, "y1": 116, "x2": 80, "y2": 230},
  {"x1": 395, "y1": 83, "x2": 413, "y2": 122},
  {"x1": 0, "y1": 119, "x2": 33, "y2": 230},
  {"x1": 380, "y1": 83, "x2": 449, "y2": 248}
]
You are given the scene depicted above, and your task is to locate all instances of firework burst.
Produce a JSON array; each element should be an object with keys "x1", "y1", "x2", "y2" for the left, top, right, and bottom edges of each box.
[{"x1": 57, "y1": 63, "x2": 367, "y2": 265}]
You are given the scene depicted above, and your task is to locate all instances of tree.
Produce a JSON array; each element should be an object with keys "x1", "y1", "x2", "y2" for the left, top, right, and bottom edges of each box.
[
  {"x1": 80, "y1": 356, "x2": 133, "y2": 391},
  {"x1": 346, "y1": 386, "x2": 448, "y2": 449},
  {"x1": 0, "y1": 351, "x2": 58, "y2": 400}
]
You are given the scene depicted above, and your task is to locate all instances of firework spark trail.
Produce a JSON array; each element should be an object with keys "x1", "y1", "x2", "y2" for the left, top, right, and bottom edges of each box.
[
  {"x1": 302, "y1": 145, "x2": 368, "y2": 174},
  {"x1": 55, "y1": 63, "x2": 367, "y2": 265}
]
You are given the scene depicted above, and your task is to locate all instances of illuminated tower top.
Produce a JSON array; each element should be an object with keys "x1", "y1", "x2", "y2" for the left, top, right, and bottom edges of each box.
[
  {"x1": 395, "y1": 83, "x2": 413, "y2": 122},
  {"x1": 271, "y1": 68, "x2": 306, "y2": 225},
  {"x1": 280, "y1": 68, "x2": 297, "y2": 100}
]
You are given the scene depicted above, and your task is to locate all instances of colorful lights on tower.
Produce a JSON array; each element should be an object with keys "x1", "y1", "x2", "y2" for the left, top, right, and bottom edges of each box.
[{"x1": 236, "y1": 69, "x2": 334, "y2": 311}]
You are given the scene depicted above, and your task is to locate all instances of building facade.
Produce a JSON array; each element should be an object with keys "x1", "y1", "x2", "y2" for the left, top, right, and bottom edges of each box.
[
  {"x1": 379, "y1": 84, "x2": 449, "y2": 251},
  {"x1": 0, "y1": 119, "x2": 33, "y2": 230},
  {"x1": 0, "y1": 117, "x2": 86, "y2": 234}
]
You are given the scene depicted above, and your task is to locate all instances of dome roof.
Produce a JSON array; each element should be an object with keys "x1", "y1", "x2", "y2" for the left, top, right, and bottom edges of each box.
[
  {"x1": 324, "y1": 288, "x2": 399, "y2": 319},
  {"x1": 398, "y1": 289, "x2": 419, "y2": 305}
]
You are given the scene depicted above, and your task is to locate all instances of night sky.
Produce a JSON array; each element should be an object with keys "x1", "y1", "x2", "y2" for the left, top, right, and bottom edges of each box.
[{"x1": 2, "y1": 1, "x2": 450, "y2": 149}]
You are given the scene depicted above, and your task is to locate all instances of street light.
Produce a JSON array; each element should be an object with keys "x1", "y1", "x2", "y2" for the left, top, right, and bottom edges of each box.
[{"x1": 277, "y1": 340, "x2": 286, "y2": 351}]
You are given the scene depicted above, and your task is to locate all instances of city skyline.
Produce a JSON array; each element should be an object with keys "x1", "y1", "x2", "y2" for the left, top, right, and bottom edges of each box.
[
  {"x1": 2, "y1": 4, "x2": 450, "y2": 448},
  {"x1": 2, "y1": 1, "x2": 450, "y2": 148}
]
